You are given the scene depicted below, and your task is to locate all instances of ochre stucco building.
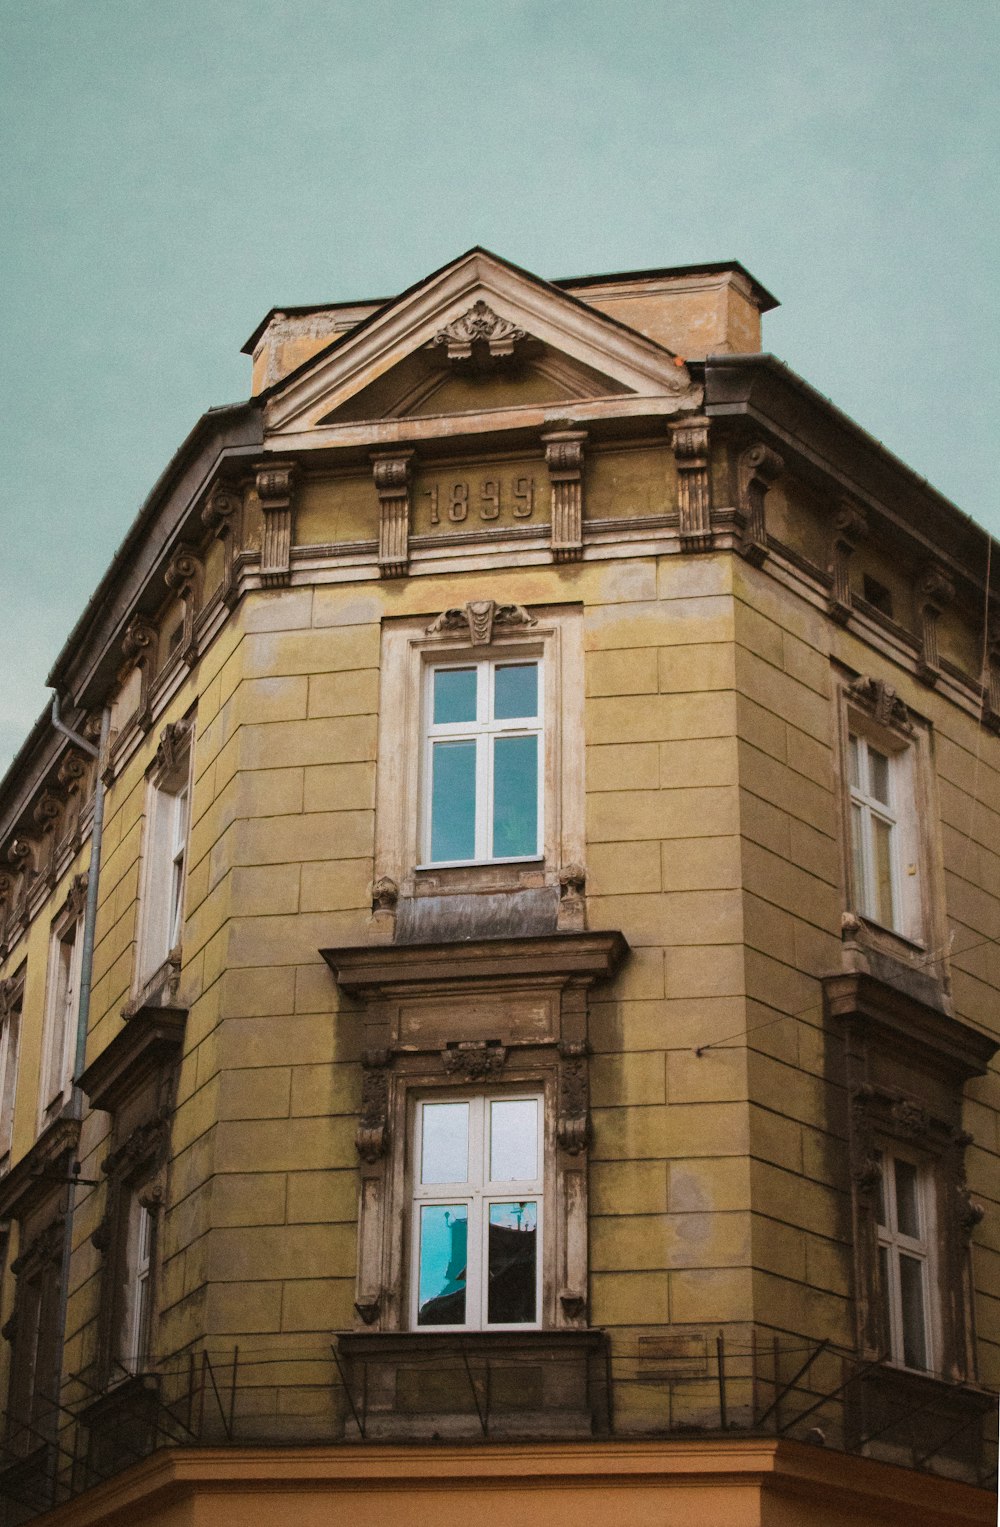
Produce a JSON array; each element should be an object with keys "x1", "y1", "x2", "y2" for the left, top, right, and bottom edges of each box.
[{"x1": 0, "y1": 250, "x2": 997, "y2": 1526}]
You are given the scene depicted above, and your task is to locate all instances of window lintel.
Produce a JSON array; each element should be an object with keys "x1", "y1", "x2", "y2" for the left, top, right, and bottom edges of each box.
[{"x1": 823, "y1": 972, "x2": 996, "y2": 1084}]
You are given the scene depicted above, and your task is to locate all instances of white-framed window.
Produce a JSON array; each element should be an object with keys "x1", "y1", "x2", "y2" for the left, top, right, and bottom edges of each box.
[
  {"x1": 0, "y1": 977, "x2": 23, "y2": 1173},
  {"x1": 122, "y1": 1195, "x2": 153, "y2": 1372},
  {"x1": 410, "y1": 1092, "x2": 543, "y2": 1331},
  {"x1": 875, "y1": 1147, "x2": 934, "y2": 1372},
  {"x1": 39, "y1": 913, "x2": 83, "y2": 1127},
  {"x1": 848, "y1": 732, "x2": 901, "y2": 931},
  {"x1": 422, "y1": 658, "x2": 543, "y2": 866},
  {"x1": 136, "y1": 735, "x2": 192, "y2": 989}
]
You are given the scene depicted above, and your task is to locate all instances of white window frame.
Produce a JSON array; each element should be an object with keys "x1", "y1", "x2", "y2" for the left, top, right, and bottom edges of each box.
[
  {"x1": 375, "y1": 606, "x2": 584, "y2": 898},
  {"x1": 0, "y1": 979, "x2": 23, "y2": 1172},
  {"x1": 409, "y1": 1091, "x2": 544, "y2": 1333},
  {"x1": 39, "y1": 911, "x2": 84, "y2": 1129},
  {"x1": 848, "y1": 732, "x2": 905, "y2": 933},
  {"x1": 421, "y1": 657, "x2": 544, "y2": 868},
  {"x1": 136, "y1": 737, "x2": 192, "y2": 990},
  {"x1": 122, "y1": 1196, "x2": 154, "y2": 1373},
  {"x1": 875, "y1": 1146, "x2": 936, "y2": 1373}
]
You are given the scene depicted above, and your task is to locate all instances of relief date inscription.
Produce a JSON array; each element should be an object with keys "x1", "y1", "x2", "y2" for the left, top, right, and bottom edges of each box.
[{"x1": 418, "y1": 472, "x2": 538, "y2": 529}]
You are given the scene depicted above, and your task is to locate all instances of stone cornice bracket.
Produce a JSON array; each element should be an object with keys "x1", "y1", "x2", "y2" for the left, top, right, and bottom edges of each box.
[
  {"x1": 557, "y1": 1040, "x2": 590, "y2": 1155},
  {"x1": 983, "y1": 614, "x2": 1000, "y2": 733},
  {"x1": 915, "y1": 561, "x2": 955, "y2": 687},
  {"x1": 429, "y1": 300, "x2": 528, "y2": 367},
  {"x1": 370, "y1": 875, "x2": 399, "y2": 944},
  {"x1": 441, "y1": 1041, "x2": 508, "y2": 1081},
  {"x1": 255, "y1": 459, "x2": 297, "y2": 587},
  {"x1": 57, "y1": 748, "x2": 89, "y2": 797},
  {"x1": 154, "y1": 717, "x2": 193, "y2": 776},
  {"x1": 543, "y1": 428, "x2": 587, "y2": 563},
  {"x1": 425, "y1": 599, "x2": 537, "y2": 646},
  {"x1": 669, "y1": 417, "x2": 712, "y2": 552},
  {"x1": 737, "y1": 442, "x2": 783, "y2": 566},
  {"x1": 827, "y1": 500, "x2": 867, "y2": 625},
  {"x1": 201, "y1": 480, "x2": 243, "y2": 608},
  {"x1": 33, "y1": 791, "x2": 64, "y2": 889},
  {"x1": 356, "y1": 1050, "x2": 390, "y2": 1164},
  {"x1": 557, "y1": 864, "x2": 586, "y2": 933},
  {"x1": 163, "y1": 543, "x2": 204, "y2": 666},
  {"x1": 371, "y1": 450, "x2": 415, "y2": 579},
  {"x1": 847, "y1": 675, "x2": 913, "y2": 735},
  {"x1": 120, "y1": 611, "x2": 158, "y2": 734}
]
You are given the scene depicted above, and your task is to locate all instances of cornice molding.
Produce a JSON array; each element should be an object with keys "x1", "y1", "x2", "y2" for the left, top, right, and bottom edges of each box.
[
  {"x1": 322, "y1": 930, "x2": 628, "y2": 998},
  {"x1": 822, "y1": 971, "x2": 997, "y2": 1082},
  {"x1": 0, "y1": 1114, "x2": 81, "y2": 1224},
  {"x1": 78, "y1": 1006, "x2": 187, "y2": 1117}
]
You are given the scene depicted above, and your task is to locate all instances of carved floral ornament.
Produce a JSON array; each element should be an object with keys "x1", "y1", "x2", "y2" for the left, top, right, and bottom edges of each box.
[
  {"x1": 429, "y1": 301, "x2": 528, "y2": 363},
  {"x1": 426, "y1": 599, "x2": 537, "y2": 646},
  {"x1": 847, "y1": 674, "x2": 913, "y2": 734}
]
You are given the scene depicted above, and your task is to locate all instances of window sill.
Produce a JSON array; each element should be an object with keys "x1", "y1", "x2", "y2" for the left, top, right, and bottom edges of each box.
[{"x1": 849, "y1": 1363, "x2": 996, "y2": 1479}]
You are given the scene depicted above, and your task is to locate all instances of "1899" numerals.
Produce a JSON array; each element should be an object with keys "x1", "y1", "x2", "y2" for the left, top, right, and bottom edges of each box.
[{"x1": 423, "y1": 477, "x2": 535, "y2": 524}]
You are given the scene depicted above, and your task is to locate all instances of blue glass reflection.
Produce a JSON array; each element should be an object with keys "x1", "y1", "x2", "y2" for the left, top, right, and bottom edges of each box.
[
  {"x1": 492, "y1": 735, "x2": 537, "y2": 857},
  {"x1": 430, "y1": 741, "x2": 476, "y2": 861},
  {"x1": 433, "y1": 667, "x2": 477, "y2": 725},
  {"x1": 487, "y1": 1202, "x2": 537, "y2": 1324},
  {"x1": 494, "y1": 663, "x2": 538, "y2": 720},
  {"x1": 418, "y1": 1205, "x2": 468, "y2": 1325}
]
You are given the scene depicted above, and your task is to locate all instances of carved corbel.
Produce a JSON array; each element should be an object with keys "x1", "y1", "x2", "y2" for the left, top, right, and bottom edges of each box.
[
  {"x1": 356, "y1": 1051, "x2": 390, "y2": 1165},
  {"x1": 913, "y1": 562, "x2": 955, "y2": 686},
  {"x1": 543, "y1": 428, "x2": 587, "y2": 563},
  {"x1": 827, "y1": 501, "x2": 867, "y2": 624},
  {"x1": 201, "y1": 480, "x2": 243, "y2": 608},
  {"x1": 56, "y1": 749, "x2": 89, "y2": 853},
  {"x1": 425, "y1": 599, "x2": 537, "y2": 645},
  {"x1": 65, "y1": 871, "x2": 89, "y2": 922},
  {"x1": 668, "y1": 417, "x2": 712, "y2": 551},
  {"x1": 0, "y1": 872, "x2": 13, "y2": 958},
  {"x1": 737, "y1": 442, "x2": 783, "y2": 565},
  {"x1": 983, "y1": 615, "x2": 1000, "y2": 733},
  {"x1": 7, "y1": 838, "x2": 36, "y2": 931},
  {"x1": 121, "y1": 612, "x2": 158, "y2": 731},
  {"x1": 370, "y1": 876, "x2": 399, "y2": 944},
  {"x1": 255, "y1": 460, "x2": 297, "y2": 587},
  {"x1": 557, "y1": 864, "x2": 586, "y2": 933},
  {"x1": 164, "y1": 544, "x2": 204, "y2": 666},
  {"x1": 371, "y1": 451, "x2": 415, "y2": 579},
  {"x1": 557, "y1": 1041, "x2": 590, "y2": 1155},
  {"x1": 33, "y1": 791, "x2": 64, "y2": 890}
]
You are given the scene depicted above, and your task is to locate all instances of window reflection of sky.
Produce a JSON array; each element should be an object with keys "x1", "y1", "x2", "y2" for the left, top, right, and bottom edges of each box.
[{"x1": 418, "y1": 1205, "x2": 468, "y2": 1317}]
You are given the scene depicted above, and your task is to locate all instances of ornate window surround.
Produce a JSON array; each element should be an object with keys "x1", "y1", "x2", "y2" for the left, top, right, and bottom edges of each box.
[
  {"x1": 79, "y1": 1004, "x2": 186, "y2": 1387},
  {"x1": 374, "y1": 600, "x2": 584, "y2": 914},
  {"x1": 321, "y1": 931, "x2": 627, "y2": 1336},
  {"x1": 833, "y1": 669, "x2": 947, "y2": 980},
  {"x1": 132, "y1": 717, "x2": 195, "y2": 1010}
]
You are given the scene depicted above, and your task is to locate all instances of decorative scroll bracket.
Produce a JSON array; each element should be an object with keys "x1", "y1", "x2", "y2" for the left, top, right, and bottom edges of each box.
[
  {"x1": 543, "y1": 428, "x2": 587, "y2": 563},
  {"x1": 371, "y1": 450, "x2": 415, "y2": 579},
  {"x1": 737, "y1": 442, "x2": 783, "y2": 566},
  {"x1": 669, "y1": 418, "x2": 712, "y2": 552},
  {"x1": 916, "y1": 562, "x2": 955, "y2": 687},
  {"x1": 827, "y1": 501, "x2": 867, "y2": 625},
  {"x1": 255, "y1": 460, "x2": 297, "y2": 587},
  {"x1": 429, "y1": 301, "x2": 529, "y2": 368},
  {"x1": 425, "y1": 600, "x2": 537, "y2": 646},
  {"x1": 201, "y1": 481, "x2": 243, "y2": 609}
]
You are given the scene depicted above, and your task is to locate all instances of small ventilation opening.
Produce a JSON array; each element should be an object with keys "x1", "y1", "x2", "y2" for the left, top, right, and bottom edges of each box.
[{"x1": 862, "y1": 575, "x2": 894, "y2": 620}]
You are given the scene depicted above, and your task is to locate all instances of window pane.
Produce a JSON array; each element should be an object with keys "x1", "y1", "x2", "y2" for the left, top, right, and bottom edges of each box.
[
  {"x1": 417, "y1": 1205, "x2": 468, "y2": 1326},
  {"x1": 433, "y1": 667, "x2": 477, "y2": 725},
  {"x1": 868, "y1": 747, "x2": 891, "y2": 805},
  {"x1": 848, "y1": 734, "x2": 860, "y2": 790},
  {"x1": 850, "y1": 803, "x2": 868, "y2": 915},
  {"x1": 894, "y1": 1159, "x2": 921, "y2": 1239},
  {"x1": 492, "y1": 735, "x2": 538, "y2": 858},
  {"x1": 421, "y1": 1102, "x2": 470, "y2": 1184},
  {"x1": 494, "y1": 663, "x2": 538, "y2": 720},
  {"x1": 874, "y1": 1151, "x2": 886, "y2": 1227},
  {"x1": 430, "y1": 740, "x2": 477, "y2": 861},
  {"x1": 898, "y1": 1254, "x2": 928, "y2": 1369},
  {"x1": 490, "y1": 1099, "x2": 538, "y2": 1182},
  {"x1": 873, "y1": 815, "x2": 895, "y2": 927},
  {"x1": 487, "y1": 1202, "x2": 537, "y2": 1324}
]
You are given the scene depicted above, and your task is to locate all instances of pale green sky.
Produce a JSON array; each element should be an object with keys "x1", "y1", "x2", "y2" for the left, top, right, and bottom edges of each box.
[{"x1": 1, "y1": 0, "x2": 997, "y2": 770}]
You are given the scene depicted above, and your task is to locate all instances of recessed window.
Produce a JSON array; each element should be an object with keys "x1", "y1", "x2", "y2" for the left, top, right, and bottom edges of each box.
[
  {"x1": 423, "y1": 659, "x2": 542, "y2": 865},
  {"x1": 411, "y1": 1093, "x2": 543, "y2": 1330},
  {"x1": 137, "y1": 735, "x2": 192, "y2": 988},
  {"x1": 122, "y1": 1197, "x2": 153, "y2": 1373},
  {"x1": 862, "y1": 574, "x2": 894, "y2": 620},
  {"x1": 0, "y1": 979, "x2": 22, "y2": 1172},
  {"x1": 40, "y1": 916, "x2": 83, "y2": 1127},
  {"x1": 875, "y1": 1149, "x2": 933, "y2": 1371},
  {"x1": 848, "y1": 733, "x2": 901, "y2": 932}
]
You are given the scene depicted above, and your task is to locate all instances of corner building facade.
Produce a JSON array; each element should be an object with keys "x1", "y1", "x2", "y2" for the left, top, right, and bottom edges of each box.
[{"x1": 0, "y1": 250, "x2": 998, "y2": 1526}]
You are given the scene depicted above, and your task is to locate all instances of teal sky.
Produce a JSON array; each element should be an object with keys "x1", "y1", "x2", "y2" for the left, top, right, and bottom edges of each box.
[{"x1": 1, "y1": 0, "x2": 997, "y2": 771}]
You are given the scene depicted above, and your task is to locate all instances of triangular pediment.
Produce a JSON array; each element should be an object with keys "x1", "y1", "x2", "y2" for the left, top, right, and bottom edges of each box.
[{"x1": 262, "y1": 249, "x2": 702, "y2": 443}]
